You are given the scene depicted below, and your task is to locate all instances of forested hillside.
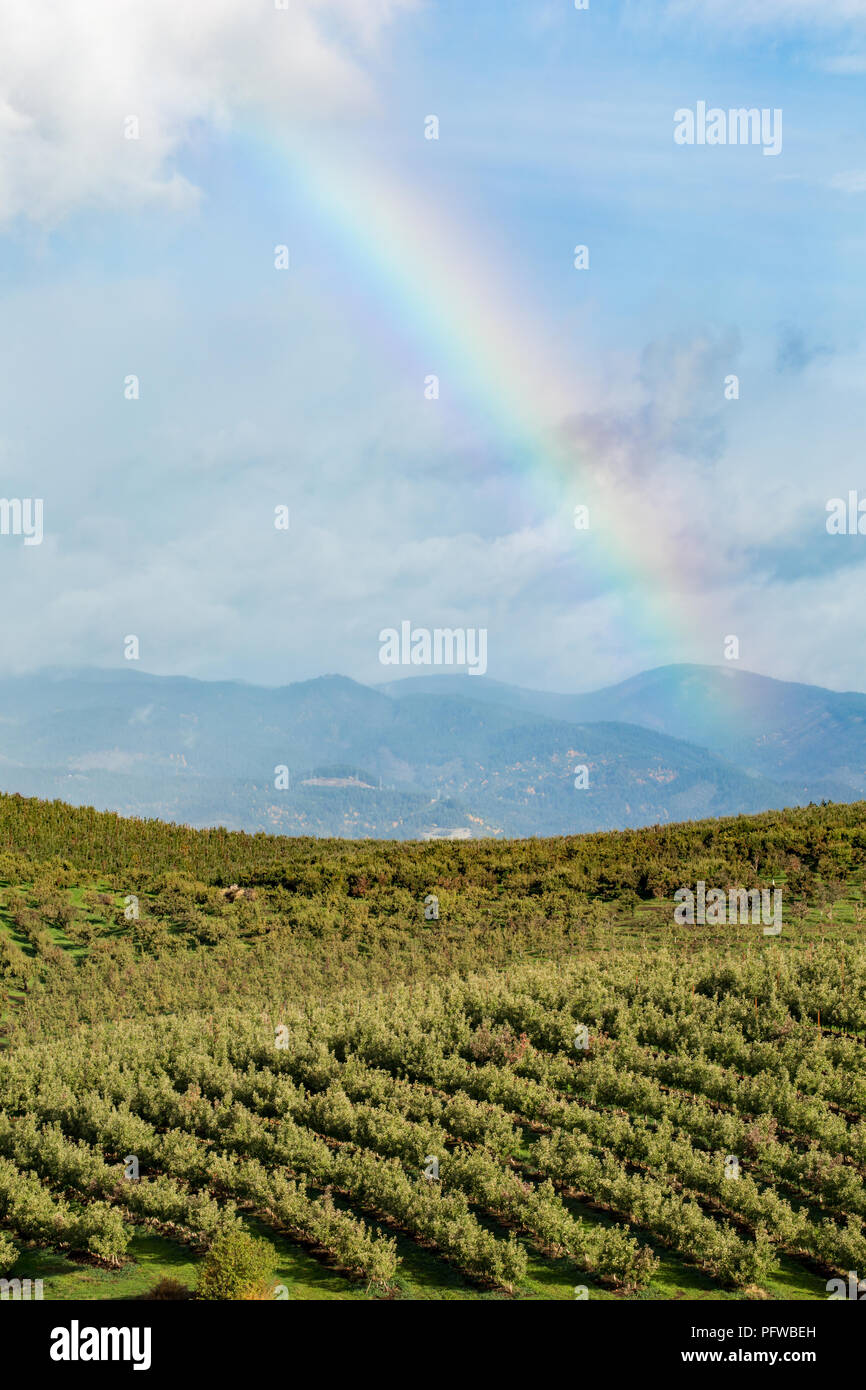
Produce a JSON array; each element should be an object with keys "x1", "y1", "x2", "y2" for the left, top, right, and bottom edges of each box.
[
  {"x1": 0, "y1": 666, "x2": 856, "y2": 838},
  {"x1": 0, "y1": 792, "x2": 864, "y2": 1302}
]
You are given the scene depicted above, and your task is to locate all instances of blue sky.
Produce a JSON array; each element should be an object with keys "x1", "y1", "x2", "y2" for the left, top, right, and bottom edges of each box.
[{"x1": 0, "y1": 0, "x2": 865, "y2": 693}]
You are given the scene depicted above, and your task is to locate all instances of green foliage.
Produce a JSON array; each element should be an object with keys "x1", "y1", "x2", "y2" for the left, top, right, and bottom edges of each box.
[
  {"x1": 0, "y1": 791, "x2": 863, "y2": 1301},
  {"x1": 0, "y1": 1229, "x2": 19, "y2": 1274},
  {"x1": 196, "y1": 1227, "x2": 277, "y2": 1301}
]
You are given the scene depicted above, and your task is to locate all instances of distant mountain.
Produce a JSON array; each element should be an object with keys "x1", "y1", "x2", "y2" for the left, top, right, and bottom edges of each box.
[
  {"x1": 0, "y1": 665, "x2": 858, "y2": 838},
  {"x1": 379, "y1": 665, "x2": 866, "y2": 796}
]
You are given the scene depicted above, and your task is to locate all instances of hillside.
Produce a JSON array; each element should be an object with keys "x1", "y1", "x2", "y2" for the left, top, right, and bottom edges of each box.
[
  {"x1": 0, "y1": 792, "x2": 864, "y2": 1304},
  {"x1": 380, "y1": 665, "x2": 866, "y2": 794},
  {"x1": 0, "y1": 664, "x2": 859, "y2": 838}
]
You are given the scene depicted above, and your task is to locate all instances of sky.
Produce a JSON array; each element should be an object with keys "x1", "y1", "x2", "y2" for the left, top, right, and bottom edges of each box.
[{"x1": 0, "y1": 0, "x2": 865, "y2": 694}]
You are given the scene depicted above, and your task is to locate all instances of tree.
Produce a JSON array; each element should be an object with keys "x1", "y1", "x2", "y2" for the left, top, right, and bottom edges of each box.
[
  {"x1": 196, "y1": 1226, "x2": 276, "y2": 1301},
  {"x1": 0, "y1": 1231, "x2": 19, "y2": 1275}
]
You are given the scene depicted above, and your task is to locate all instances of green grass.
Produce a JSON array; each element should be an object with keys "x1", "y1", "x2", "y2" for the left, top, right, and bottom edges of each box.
[
  {"x1": 7, "y1": 1233, "x2": 199, "y2": 1301},
  {"x1": 5, "y1": 1213, "x2": 832, "y2": 1302}
]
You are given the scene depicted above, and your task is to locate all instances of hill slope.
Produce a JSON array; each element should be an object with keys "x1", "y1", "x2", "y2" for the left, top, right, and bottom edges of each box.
[
  {"x1": 380, "y1": 665, "x2": 866, "y2": 796},
  {"x1": 0, "y1": 665, "x2": 858, "y2": 836},
  {"x1": 0, "y1": 793, "x2": 864, "y2": 1306}
]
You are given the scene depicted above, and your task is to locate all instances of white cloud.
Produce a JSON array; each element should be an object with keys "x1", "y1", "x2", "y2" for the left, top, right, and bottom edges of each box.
[
  {"x1": 829, "y1": 169, "x2": 866, "y2": 191},
  {"x1": 822, "y1": 52, "x2": 866, "y2": 70},
  {"x1": 665, "y1": 0, "x2": 866, "y2": 26},
  {"x1": 0, "y1": 0, "x2": 417, "y2": 225}
]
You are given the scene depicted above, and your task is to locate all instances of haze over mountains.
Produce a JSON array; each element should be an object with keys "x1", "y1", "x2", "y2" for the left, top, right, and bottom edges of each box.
[{"x1": 0, "y1": 664, "x2": 861, "y2": 839}]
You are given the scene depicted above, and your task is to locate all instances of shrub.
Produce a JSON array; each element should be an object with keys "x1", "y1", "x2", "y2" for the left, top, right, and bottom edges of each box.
[
  {"x1": 77, "y1": 1202, "x2": 131, "y2": 1266},
  {"x1": 0, "y1": 1231, "x2": 19, "y2": 1274},
  {"x1": 143, "y1": 1276, "x2": 192, "y2": 1300},
  {"x1": 196, "y1": 1227, "x2": 276, "y2": 1301}
]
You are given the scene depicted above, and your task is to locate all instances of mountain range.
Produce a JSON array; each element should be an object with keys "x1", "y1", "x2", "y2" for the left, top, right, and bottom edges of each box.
[{"x1": 0, "y1": 664, "x2": 861, "y2": 838}]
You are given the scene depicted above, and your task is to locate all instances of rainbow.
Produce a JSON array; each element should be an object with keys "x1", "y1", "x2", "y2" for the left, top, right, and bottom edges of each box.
[{"x1": 250, "y1": 126, "x2": 701, "y2": 671}]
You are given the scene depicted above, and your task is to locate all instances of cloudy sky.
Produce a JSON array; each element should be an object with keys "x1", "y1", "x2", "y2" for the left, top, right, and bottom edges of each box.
[{"x1": 1, "y1": 0, "x2": 865, "y2": 694}]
